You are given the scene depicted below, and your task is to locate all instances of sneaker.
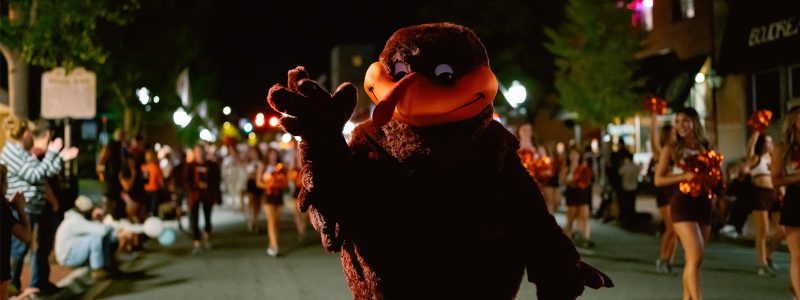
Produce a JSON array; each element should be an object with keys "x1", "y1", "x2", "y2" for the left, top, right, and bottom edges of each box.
[
  {"x1": 719, "y1": 225, "x2": 739, "y2": 239},
  {"x1": 759, "y1": 266, "x2": 777, "y2": 277},
  {"x1": 191, "y1": 244, "x2": 203, "y2": 256},
  {"x1": 36, "y1": 282, "x2": 62, "y2": 295},
  {"x1": 202, "y1": 232, "x2": 213, "y2": 250},
  {"x1": 656, "y1": 259, "x2": 668, "y2": 274},
  {"x1": 267, "y1": 247, "x2": 280, "y2": 257},
  {"x1": 768, "y1": 258, "x2": 779, "y2": 272}
]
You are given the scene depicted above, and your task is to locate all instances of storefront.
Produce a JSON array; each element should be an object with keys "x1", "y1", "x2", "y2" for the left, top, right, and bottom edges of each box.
[{"x1": 718, "y1": 1, "x2": 800, "y2": 128}]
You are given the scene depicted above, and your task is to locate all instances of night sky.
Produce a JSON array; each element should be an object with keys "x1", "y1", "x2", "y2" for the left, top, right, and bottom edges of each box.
[{"x1": 204, "y1": 0, "x2": 427, "y2": 117}]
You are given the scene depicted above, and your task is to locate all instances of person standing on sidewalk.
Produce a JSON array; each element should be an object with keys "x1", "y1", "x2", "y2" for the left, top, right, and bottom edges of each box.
[
  {"x1": 655, "y1": 107, "x2": 717, "y2": 300},
  {"x1": 618, "y1": 153, "x2": 640, "y2": 228},
  {"x1": 184, "y1": 144, "x2": 218, "y2": 254},
  {"x1": 746, "y1": 132, "x2": 779, "y2": 276},
  {"x1": 141, "y1": 150, "x2": 165, "y2": 217},
  {"x1": 0, "y1": 116, "x2": 78, "y2": 296},
  {"x1": 97, "y1": 130, "x2": 126, "y2": 220},
  {"x1": 2, "y1": 163, "x2": 31, "y2": 300},
  {"x1": 771, "y1": 106, "x2": 800, "y2": 298}
]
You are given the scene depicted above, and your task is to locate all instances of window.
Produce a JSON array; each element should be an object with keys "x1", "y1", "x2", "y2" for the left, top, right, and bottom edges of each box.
[
  {"x1": 673, "y1": 0, "x2": 695, "y2": 21},
  {"x1": 754, "y1": 70, "x2": 782, "y2": 120}
]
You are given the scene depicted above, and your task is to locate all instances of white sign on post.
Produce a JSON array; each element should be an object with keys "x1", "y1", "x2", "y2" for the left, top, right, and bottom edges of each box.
[{"x1": 41, "y1": 67, "x2": 96, "y2": 119}]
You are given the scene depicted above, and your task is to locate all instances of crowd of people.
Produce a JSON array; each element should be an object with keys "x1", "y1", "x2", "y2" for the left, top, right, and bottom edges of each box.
[
  {"x1": 515, "y1": 106, "x2": 800, "y2": 299},
  {"x1": 7, "y1": 105, "x2": 800, "y2": 299},
  {"x1": 1, "y1": 117, "x2": 309, "y2": 299}
]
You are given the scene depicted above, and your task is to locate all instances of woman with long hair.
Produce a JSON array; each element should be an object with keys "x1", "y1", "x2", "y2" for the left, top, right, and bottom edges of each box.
[
  {"x1": 746, "y1": 132, "x2": 778, "y2": 276},
  {"x1": 655, "y1": 107, "x2": 717, "y2": 300},
  {"x1": 772, "y1": 106, "x2": 800, "y2": 297},
  {"x1": 651, "y1": 113, "x2": 679, "y2": 274},
  {"x1": 244, "y1": 146, "x2": 264, "y2": 232},
  {"x1": 256, "y1": 147, "x2": 289, "y2": 257},
  {"x1": 516, "y1": 124, "x2": 558, "y2": 213},
  {"x1": 562, "y1": 146, "x2": 594, "y2": 247}
]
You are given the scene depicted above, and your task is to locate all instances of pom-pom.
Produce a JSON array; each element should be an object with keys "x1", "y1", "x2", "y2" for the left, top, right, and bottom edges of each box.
[
  {"x1": 644, "y1": 96, "x2": 667, "y2": 115},
  {"x1": 678, "y1": 150, "x2": 725, "y2": 199},
  {"x1": 533, "y1": 156, "x2": 553, "y2": 183},
  {"x1": 747, "y1": 109, "x2": 772, "y2": 132}
]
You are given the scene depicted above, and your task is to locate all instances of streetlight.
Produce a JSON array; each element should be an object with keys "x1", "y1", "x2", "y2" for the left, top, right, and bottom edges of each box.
[
  {"x1": 173, "y1": 107, "x2": 192, "y2": 128},
  {"x1": 199, "y1": 127, "x2": 216, "y2": 142},
  {"x1": 223, "y1": 106, "x2": 231, "y2": 115},
  {"x1": 136, "y1": 87, "x2": 151, "y2": 105},
  {"x1": 501, "y1": 80, "x2": 527, "y2": 108}
]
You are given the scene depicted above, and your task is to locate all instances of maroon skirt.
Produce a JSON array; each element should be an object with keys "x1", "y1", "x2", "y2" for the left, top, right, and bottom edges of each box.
[
  {"x1": 670, "y1": 192, "x2": 712, "y2": 225},
  {"x1": 752, "y1": 187, "x2": 777, "y2": 211},
  {"x1": 781, "y1": 185, "x2": 800, "y2": 227},
  {"x1": 655, "y1": 185, "x2": 677, "y2": 207}
]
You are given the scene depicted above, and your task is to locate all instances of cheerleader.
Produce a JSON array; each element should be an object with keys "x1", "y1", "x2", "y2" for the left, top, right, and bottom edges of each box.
[
  {"x1": 563, "y1": 146, "x2": 594, "y2": 247},
  {"x1": 651, "y1": 112, "x2": 678, "y2": 274},
  {"x1": 655, "y1": 107, "x2": 720, "y2": 300},
  {"x1": 772, "y1": 106, "x2": 800, "y2": 297},
  {"x1": 746, "y1": 132, "x2": 778, "y2": 276}
]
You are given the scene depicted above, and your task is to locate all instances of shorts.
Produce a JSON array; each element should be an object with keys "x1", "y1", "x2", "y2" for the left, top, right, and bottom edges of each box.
[
  {"x1": 264, "y1": 194, "x2": 285, "y2": 206},
  {"x1": 752, "y1": 187, "x2": 777, "y2": 211},
  {"x1": 247, "y1": 179, "x2": 263, "y2": 196},
  {"x1": 545, "y1": 175, "x2": 560, "y2": 188},
  {"x1": 670, "y1": 192, "x2": 712, "y2": 225},
  {"x1": 565, "y1": 187, "x2": 590, "y2": 206}
]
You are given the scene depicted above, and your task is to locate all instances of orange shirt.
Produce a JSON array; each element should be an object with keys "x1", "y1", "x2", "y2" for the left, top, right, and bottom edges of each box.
[{"x1": 141, "y1": 162, "x2": 164, "y2": 192}]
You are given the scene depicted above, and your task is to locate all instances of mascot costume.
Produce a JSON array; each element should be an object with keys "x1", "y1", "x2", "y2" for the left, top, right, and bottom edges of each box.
[{"x1": 267, "y1": 22, "x2": 612, "y2": 299}]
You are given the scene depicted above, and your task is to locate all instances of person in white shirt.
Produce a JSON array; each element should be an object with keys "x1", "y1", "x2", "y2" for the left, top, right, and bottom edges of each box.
[
  {"x1": 55, "y1": 196, "x2": 119, "y2": 280},
  {"x1": 618, "y1": 154, "x2": 641, "y2": 227}
]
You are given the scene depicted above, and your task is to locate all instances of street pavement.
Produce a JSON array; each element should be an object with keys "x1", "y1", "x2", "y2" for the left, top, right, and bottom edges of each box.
[{"x1": 93, "y1": 197, "x2": 795, "y2": 300}]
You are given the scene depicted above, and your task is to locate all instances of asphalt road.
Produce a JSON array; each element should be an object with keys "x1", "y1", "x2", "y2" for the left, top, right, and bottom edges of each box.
[{"x1": 95, "y1": 201, "x2": 795, "y2": 300}]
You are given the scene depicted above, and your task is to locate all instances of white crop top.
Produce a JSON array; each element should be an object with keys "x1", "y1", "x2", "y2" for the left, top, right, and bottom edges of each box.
[
  {"x1": 750, "y1": 155, "x2": 771, "y2": 177},
  {"x1": 671, "y1": 147, "x2": 700, "y2": 175}
]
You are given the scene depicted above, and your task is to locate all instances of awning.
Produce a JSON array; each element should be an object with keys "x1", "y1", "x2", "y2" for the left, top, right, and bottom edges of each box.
[
  {"x1": 637, "y1": 52, "x2": 706, "y2": 108},
  {"x1": 718, "y1": 0, "x2": 800, "y2": 73}
]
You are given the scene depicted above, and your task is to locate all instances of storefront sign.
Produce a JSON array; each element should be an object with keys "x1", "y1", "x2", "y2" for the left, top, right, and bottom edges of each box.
[{"x1": 748, "y1": 17, "x2": 799, "y2": 47}]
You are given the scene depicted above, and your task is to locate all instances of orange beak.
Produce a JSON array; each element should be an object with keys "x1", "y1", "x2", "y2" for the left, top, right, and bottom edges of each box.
[{"x1": 364, "y1": 62, "x2": 498, "y2": 127}]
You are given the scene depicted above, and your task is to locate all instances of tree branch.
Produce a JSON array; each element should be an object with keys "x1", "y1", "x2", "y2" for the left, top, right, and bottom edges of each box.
[
  {"x1": 28, "y1": 0, "x2": 39, "y2": 28},
  {"x1": 112, "y1": 83, "x2": 128, "y2": 106},
  {"x1": 0, "y1": 43, "x2": 15, "y2": 65}
]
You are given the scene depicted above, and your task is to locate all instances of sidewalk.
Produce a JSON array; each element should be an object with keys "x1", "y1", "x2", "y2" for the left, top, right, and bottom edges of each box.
[{"x1": 7, "y1": 179, "x2": 109, "y2": 300}]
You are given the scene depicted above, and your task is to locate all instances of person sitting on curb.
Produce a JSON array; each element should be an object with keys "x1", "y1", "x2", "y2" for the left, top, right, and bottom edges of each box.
[{"x1": 54, "y1": 196, "x2": 124, "y2": 280}]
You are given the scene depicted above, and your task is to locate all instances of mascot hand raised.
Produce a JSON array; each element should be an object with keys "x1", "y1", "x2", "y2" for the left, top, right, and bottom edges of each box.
[{"x1": 267, "y1": 66, "x2": 357, "y2": 139}]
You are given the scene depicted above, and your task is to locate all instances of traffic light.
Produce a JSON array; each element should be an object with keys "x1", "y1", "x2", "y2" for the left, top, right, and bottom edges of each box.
[
  {"x1": 255, "y1": 113, "x2": 266, "y2": 127},
  {"x1": 268, "y1": 116, "x2": 279, "y2": 127}
]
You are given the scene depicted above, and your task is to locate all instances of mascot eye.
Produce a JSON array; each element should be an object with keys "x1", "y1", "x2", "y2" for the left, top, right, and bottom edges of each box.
[
  {"x1": 434, "y1": 64, "x2": 455, "y2": 84},
  {"x1": 393, "y1": 62, "x2": 410, "y2": 81}
]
